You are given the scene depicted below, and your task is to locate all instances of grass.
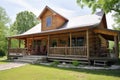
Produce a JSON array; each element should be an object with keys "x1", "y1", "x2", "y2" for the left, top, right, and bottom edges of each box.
[
  {"x1": 0, "y1": 64, "x2": 120, "y2": 80},
  {"x1": 0, "y1": 56, "x2": 7, "y2": 64},
  {"x1": 0, "y1": 57, "x2": 120, "y2": 80}
]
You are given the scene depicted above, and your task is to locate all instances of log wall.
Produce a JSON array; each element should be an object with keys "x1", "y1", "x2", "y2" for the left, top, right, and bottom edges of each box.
[{"x1": 41, "y1": 9, "x2": 66, "y2": 31}]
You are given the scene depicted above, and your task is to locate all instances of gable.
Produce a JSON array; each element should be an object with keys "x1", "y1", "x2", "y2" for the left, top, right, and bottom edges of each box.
[
  {"x1": 98, "y1": 14, "x2": 107, "y2": 29},
  {"x1": 38, "y1": 6, "x2": 68, "y2": 20},
  {"x1": 38, "y1": 6, "x2": 68, "y2": 31}
]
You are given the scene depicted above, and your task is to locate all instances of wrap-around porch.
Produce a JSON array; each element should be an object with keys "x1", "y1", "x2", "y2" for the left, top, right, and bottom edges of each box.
[
  {"x1": 8, "y1": 30, "x2": 89, "y2": 58},
  {"x1": 7, "y1": 28, "x2": 119, "y2": 60}
]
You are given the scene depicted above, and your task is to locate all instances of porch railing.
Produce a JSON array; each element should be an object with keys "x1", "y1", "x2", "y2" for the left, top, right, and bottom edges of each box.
[
  {"x1": 9, "y1": 48, "x2": 27, "y2": 56},
  {"x1": 49, "y1": 46, "x2": 87, "y2": 57}
]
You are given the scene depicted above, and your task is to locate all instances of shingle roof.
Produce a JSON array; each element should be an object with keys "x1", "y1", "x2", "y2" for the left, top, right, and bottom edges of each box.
[
  {"x1": 21, "y1": 14, "x2": 102, "y2": 36},
  {"x1": 62, "y1": 14, "x2": 101, "y2": 29},
  {"x1": 16, "y1": 6, "x2": 103, "y2": 36},
  {"x1": 22, "y1": 23, "x2": 41, "y2": 35}
]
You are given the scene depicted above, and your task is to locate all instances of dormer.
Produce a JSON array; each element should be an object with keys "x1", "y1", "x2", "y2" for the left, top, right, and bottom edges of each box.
[{"x1": 38, "y1": 6, "x2": 68, "y2": 31}]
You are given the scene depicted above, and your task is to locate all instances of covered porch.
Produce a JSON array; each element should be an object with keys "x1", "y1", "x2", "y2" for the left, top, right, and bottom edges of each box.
[
  {"x1": 7, "y1": 27, "x2": 120, "y2": 61},
  {"x1": 92, "y1": 28, "x2": 120, "y2": 60},
  {"x1": 7, "y1": 27, "x2": 90, "y2": 59}
]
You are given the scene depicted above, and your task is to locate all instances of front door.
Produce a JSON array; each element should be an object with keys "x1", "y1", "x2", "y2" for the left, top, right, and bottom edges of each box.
[{"x1": 33, "y1": 39, "x2": 47, "y2": 55}]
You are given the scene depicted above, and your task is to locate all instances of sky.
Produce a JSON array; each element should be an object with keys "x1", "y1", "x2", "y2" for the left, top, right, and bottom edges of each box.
[{"x1": 0, "y1": 0, "x2": 114, "y2": 29}]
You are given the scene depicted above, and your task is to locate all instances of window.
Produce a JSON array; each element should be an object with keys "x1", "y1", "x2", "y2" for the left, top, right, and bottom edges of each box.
[
  {"x1": 68, "y1": 37, "x2": 85, "y2": 46},
  {"x1": 51, "y1": 39, "x2": 57, "y2": 47},
  {"x1": 76, "y1": 37, "x2": 84, "y2": 46},
  {"x1": 46, "y1": 16, "x2": 52, "y2": 27}
]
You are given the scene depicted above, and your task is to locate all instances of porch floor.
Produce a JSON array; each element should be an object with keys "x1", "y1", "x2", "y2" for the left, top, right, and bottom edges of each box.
[{"x1": 47, "y1": 56, "x2": 88, "y2": 60}]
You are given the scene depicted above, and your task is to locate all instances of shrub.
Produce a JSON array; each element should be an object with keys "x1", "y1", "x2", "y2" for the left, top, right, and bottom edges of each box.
[
  {"x1": 0, "y1": 49, "x2": 5, "y2": 57},
  {"x1": 50, "y1": 60, "x2": 60, "y2": 66},
  {"x1": 72, "y1": 60, "x2": 80, "y2": 66}
]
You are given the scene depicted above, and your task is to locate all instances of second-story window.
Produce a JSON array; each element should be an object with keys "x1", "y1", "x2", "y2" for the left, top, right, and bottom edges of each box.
[{"x1": 46, "y1": 16, "x2": 52, "y2": 27}]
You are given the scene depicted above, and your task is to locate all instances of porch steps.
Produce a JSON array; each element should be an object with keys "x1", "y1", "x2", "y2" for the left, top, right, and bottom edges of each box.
[
  {"x1": 94, "y1": 60, "x2": 107, "y2": 66},
  {"x1": 14, "y1": 55, "x2": 47, "y2": 64}
]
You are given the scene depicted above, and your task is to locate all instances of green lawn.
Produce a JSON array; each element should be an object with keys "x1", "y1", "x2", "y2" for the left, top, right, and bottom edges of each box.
[{"x1": 0, "y1": 64, "x2": 120, "y2": 80}]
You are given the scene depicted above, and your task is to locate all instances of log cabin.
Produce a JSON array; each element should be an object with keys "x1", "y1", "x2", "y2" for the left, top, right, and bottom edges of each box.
[{"x1": 7, "y1": 6, "x2": 120, "y2": 65}]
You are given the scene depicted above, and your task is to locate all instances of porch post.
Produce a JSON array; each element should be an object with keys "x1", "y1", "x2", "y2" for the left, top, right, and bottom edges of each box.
[
  {"x1": 32, "y1": 36, "x2": 34, "y2": 55},
  {"x1": 86, "y1": 30, "x2": 90, "y2": 58},
  {"x1": 24, "y1": 39, "x2": 27, "y2": 48},
  {"x1": 7, "y1": 38, "x2": 11, "y2": 59},
  {"x1": 18, "y1": 39, "x2": 21, "y2": 48},
  {"x1": 47, "y1": 35, "x2": 50, "y2": 56},
  {"x1": 114, "y1": 36, "x2": 119, "y2": 58},
  {"x1": 69, "y1": 32, "x2": 72, "y2": 55}
]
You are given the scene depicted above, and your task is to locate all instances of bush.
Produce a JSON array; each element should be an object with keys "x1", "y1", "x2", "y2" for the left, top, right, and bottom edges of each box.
[
  {"x1": 50, "y1": 60, "x2": 60, "y2": 66},
  {"x1": 72, "y1": 60, "x2": 80, "y2": 66},
  {"x1": 0, "y1": 49, "x2": 5, "y2": 57}
]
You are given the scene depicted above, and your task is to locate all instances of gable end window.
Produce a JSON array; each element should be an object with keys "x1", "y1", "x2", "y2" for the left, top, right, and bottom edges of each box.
[{"x1": 46, "y1": 16, "x2": 52, "y2": 27}]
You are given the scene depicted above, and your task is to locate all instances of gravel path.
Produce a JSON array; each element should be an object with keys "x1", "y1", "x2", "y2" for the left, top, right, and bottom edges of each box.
[{"x1": 0, "y1": 62, "x2": 27, "y2": 71}]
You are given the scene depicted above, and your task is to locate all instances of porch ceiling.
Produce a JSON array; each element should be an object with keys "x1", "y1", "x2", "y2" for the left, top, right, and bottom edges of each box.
[
  {"x1": 94, "y1": 28, "x2": 119, "y2": 36},
  {"x1": 100, "y1": 34, "x2": 114, "y2": 41},
  {"x1": 94, "y1": 28, "x2": 120, "y2": 41}
]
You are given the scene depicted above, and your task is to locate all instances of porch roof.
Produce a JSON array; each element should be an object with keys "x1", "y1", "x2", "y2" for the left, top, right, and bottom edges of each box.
[
  {"x1": 8, "y1": 14, "x2": 102, "y2": 39},
  {"x1": 94, "y1": 28, "x2": 120, "y2": 41},
  {"x1": 8, "y1": 25, "x2": 91, "y2": 39}
]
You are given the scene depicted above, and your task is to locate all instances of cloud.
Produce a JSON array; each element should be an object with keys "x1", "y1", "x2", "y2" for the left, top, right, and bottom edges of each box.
[
  {"x1": 3, "y1": 0, "x2": 114, "y2": 29},
  {"x1": 5, "y1": 0, "x2": 40, "y2": 16},
  {"x1": 106, "y1": 12, "x2": 115, "y2": 29}
]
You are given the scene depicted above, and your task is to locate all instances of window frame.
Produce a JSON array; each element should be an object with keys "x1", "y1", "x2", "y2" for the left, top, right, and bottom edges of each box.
[
  {"x1": 68, "y1": 37, "x2": 85, "y2": 47},
  {"x1": 46, "y1": 16, "x2": 52, "y2": 27}
]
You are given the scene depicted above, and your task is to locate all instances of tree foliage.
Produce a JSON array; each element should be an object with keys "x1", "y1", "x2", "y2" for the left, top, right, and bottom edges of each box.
[
  {"x1": 112, "y1": 13, "x2": 120, "y2": 52},
  {"x1": 0, "y1": 6, "x2": 10, "y2": 24},
  {"x1": 0, "y1": 6, "x2": 10, "y2": 56},
  {"x1": 77, "y1": 0, "x2": 120, "y2": 14},
  {"x1": 13, "y1": 11, "x2": 39, "y2": 34},
  {"x1": 77, "y1": 0, "x2": 120, "y2": 51},
  {"x1": 113, "y1": 13, "x2": 120, "y2": 30}
]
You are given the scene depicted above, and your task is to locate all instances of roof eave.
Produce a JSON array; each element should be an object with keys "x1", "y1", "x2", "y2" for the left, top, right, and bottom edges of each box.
[{"x1": 7, "y1": 25, "x2": 97, "y2": 39}]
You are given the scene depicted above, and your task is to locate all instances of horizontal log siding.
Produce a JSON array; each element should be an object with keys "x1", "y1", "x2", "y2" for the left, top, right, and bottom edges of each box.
[{"x1": 41, "y1": 9, "x2": 66, "y2": 31}]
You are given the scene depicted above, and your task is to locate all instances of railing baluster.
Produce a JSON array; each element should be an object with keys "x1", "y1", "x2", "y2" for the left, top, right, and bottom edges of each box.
[
  {"x1": 49, "y1": 46, "x2": 87, "y2": 57},
  {"x1": 9, "y1": 48, "x2": 27, "y2": 56}
]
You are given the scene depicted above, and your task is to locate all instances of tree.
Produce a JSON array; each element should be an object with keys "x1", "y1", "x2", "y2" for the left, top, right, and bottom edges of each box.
[
  {"x1": 77, "y1": 0, "x2": 120, "y2": 14},
  {"x1": 0, "y1": 6, "x2": 10, "y2": 56},
  {"x1": 77, "y1": 0, "x2": 120, "y2": 52},
  {"x1": 112, "y1": 13, "x2": 120, "y2": 49},
  {"x1": 13, "y1": 11, "x2": 39, "y2": 34},
  {"x1": 0, "y1": 22, "x2": 8, "y2": 53},
  {"x1": 113, "y1": 13, "x2": 120, "y2": 30},
  {"x1": 0, "y1": 6, "x2": 10, "y2": 24}
]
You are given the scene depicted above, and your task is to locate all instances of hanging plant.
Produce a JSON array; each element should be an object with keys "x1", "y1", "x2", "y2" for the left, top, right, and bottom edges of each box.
[{"x1": 59, "y1": 39, "x2": 66, "y2": 44}]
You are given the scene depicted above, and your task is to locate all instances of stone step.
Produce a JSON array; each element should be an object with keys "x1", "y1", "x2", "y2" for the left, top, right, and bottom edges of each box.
[
  {"x1": 23, "y1": 56, "x2": 45, "y2": 58},
  {"x1": 14, "y1": 59, "x2": 36, "y2": 63},
  {"x1": 19, "y1": 57, "x2": 42, "y2": 60},
  {"x1": 14, "y1": 55, "x2": 47, "y2": 64},
  {"x1": 16, "y1": 58, "x2": 37, "y2": 62}
]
